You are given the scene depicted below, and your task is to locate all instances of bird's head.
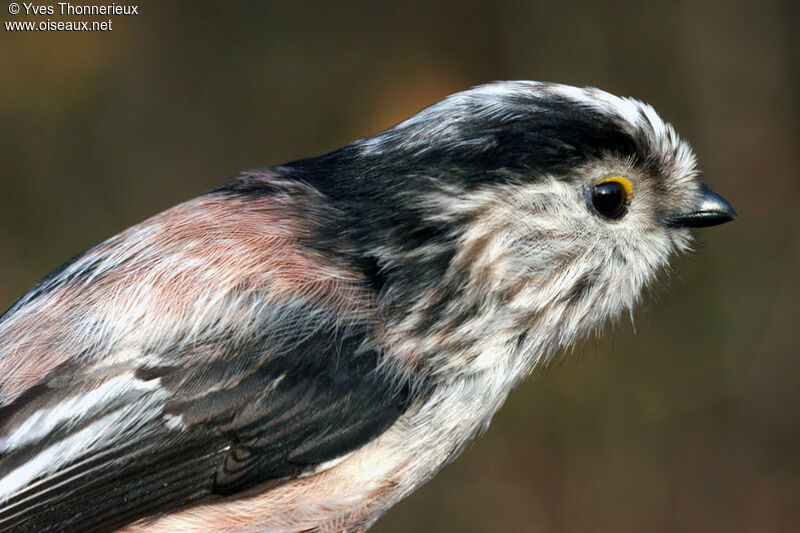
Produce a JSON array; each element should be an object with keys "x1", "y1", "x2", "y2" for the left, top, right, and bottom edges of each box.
[{"x1": 290, "y1": 81, "x2": 736, "y2": 378}]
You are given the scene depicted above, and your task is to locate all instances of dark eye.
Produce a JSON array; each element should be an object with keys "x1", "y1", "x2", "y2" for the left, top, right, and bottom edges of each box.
[{"x1": 591, "y1": 176, "x2": 632, "y2": 220}]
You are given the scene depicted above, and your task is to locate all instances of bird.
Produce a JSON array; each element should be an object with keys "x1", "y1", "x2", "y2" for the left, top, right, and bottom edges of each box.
[{"x1": 0, "y1": 81, "x2": 736, "y2": 533}]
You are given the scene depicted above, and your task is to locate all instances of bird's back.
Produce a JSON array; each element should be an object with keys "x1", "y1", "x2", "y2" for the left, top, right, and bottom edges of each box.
[{"x1": 0, "y1": 175, "x2": 411, "y2": 532}]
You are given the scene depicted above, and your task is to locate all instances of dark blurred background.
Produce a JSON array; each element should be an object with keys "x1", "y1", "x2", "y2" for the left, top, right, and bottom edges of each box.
[{"x1": 1, "y1": 1, "x2": 798, "y2": 531}]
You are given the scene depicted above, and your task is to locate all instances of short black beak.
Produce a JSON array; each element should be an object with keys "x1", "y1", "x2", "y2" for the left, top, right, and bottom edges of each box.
[{"x1": 668, "y1": 185, "x2": 738, "y2": 228}]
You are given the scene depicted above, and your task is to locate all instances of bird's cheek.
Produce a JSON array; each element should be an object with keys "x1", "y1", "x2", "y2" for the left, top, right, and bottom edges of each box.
[{"x1": 666, "y1": 227, "x2": 695, "y2": 255}]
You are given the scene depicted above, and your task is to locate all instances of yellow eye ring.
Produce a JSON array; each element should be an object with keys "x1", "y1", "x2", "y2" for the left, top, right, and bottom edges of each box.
[
  {"x1": 590, "y1": 176, "x2": 633, "y2": 220},
  {"x1": 595, "y1": 176, "x2": 633, "y2": 199}
]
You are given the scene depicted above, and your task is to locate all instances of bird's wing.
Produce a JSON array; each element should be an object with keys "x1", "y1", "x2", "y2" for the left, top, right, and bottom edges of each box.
[{"x1": 0, "y1": 188, "x2": 410, "y2": 532}]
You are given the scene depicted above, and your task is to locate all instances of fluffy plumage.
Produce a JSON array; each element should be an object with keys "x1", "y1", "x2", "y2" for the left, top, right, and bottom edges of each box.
[{"x1": 0, "y1": 81, "x2": 734, "y2": 532}]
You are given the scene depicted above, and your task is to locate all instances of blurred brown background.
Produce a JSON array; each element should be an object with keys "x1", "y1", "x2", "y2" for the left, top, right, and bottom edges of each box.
[{"x1": 1, "y1": 1, "x2": 798, "y2": 532}]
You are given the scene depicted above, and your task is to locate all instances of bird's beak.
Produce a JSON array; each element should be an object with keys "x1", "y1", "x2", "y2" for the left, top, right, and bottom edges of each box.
[{"x1": 668, "y1": 185, "x2": 738, "y2": 228}]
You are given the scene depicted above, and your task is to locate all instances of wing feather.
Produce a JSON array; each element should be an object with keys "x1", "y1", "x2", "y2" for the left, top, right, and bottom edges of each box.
[
  {"x1": 0, "y1": 302, "x2": 409, "y2": 532},
  {"x1": 0, "y1": 189, "x2": 412, "y2": 532}
]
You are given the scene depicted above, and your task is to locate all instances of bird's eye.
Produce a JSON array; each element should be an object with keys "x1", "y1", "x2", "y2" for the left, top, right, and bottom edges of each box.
[{"x1": 590, "y1": 176, "x2": 633, "y2": 220}]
